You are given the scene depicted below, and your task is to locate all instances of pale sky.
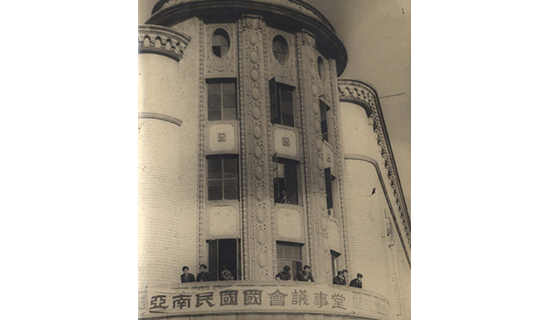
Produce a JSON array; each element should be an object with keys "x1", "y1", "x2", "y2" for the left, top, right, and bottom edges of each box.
[{"x1": 138, "y1": 0, "x2": 411, "y2": 212}]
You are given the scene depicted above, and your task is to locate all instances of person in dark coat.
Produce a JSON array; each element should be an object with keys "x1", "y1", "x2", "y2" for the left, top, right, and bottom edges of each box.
[
  {"x1": 180, "y1": 266, "x2": 195, "y2": 283},
  {"x1": 342, "y1": 269, "x2": 349, "y2": 285},
  {"x1": 276, "y1": 265, "x2": 292, "y2": 281},
  {"x1": 333, "y1": 271, "x2": 346, "y2": 285},
  {"x1": 295, "y1": 265, "x2": 315, "y2": 282},
  {"x1": 275, "y1": 189, "x2": 287, "y2": 204},
  {"x1": 196, "y1": 264, "x2": 210, "y2": 282},
  {"x1": 349, "y1": 273, "x2": 363, "y2": 288}
]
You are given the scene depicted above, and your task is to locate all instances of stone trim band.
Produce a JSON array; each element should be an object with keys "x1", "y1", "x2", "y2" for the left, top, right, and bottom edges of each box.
[{"x1": 138, "y1": 112, "x2": 183, "y2": 127}]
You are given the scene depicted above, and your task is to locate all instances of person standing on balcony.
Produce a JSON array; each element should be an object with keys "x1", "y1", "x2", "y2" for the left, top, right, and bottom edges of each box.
[
  {"x1": 196, "y1": 264, "x2": 210, "y2": 282},
  {"x1": 349, "y1": 273, "x2": 363, "y2": 288},
  {"x1": 276, "y1": 265, "x2": 292, "y2": 280},
  {"x1": 295, "y1": 265, "x2": 315, "y2": 282},
  {"x1": 180, "y1": 266, "x2": 195, "y2": 283},
  {"x1": 333, "y1": 271, "x2": 346, "y2": 285},
  {"x1": 342, "y1": 269, "x2": 349, "y2": 285}
]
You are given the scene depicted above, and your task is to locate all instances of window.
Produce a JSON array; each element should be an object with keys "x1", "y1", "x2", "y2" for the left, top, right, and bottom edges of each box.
[
  {"x1": 324, "y1": 167, "x2": 335, "y2": 211},
  {"x1": 208, "y1": 239, "x2": 242, "y2": 281},
  {"x1": 207, "y1": 79, "x2": 237, "y2": 121},
  {"x1": 273, "y1": 156, "x2": 299, "y2": 205},
  {"x1": 320, "y1": 100, "x2": 330, "y2": 142},
  {"x1": 212, "y1": 29, "x2": 230, "y2": 58},
  {"x1": 331, "y1": 250, "x2": 341, "y2": 279},
  {"x1": 317, "y1": 56, "x2": 326, "y2": 82},
  {"x1": 272, "y1": 35, "x2": 289, "y2": 63},
  {"x1": 208, "y1": 156, "x2": 239, "y2": 201},
  {"x1": 277, "y1": 242, "x2": 303, "y2": 279},
  {"x1": 270, "y1": 79, "x2": 294, "y2": 127}
]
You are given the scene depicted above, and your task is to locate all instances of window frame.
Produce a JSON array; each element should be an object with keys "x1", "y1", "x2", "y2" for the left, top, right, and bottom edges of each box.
[
  {"x1": 207, "y1": 155, "x2": 239, "y2": 201},
  {"x1": 277, "y1": 241, "x2": 303, "y2": 280},
  {"x1": 320, "y1": 100, "x2": 331, "y2": 142},
  {"x1": 270, "y1": 79, "x2": 295, "y2": 127},
  {"x1": 273, "y1": 155, "x2": 300, "y2": 205},
  {"x1": 207, "y1": 79, "x2": 237, "y2": 121}
]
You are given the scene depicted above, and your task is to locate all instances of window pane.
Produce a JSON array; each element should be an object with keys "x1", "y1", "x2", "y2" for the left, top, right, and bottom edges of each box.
[
  {"x1": 223, "y1": 158, "x2": 238, "y2": 178},
  {"x1": 209, "y1": 240, "x2": 218, "y2": 281},
  {"x1": 208, "y1": 158, "x2": 222, "y2": 180},
  {"x1": 282, "y1": 113, "x2": 294, "y2": 127},
  {"x1": 224, "y1": 185, "x2": 239, "y2": 200},
  {"x1": 208, "y1": 109, "x2": 221, "y2": 121},
  {"x1": 284, "y1": 245, "x2": 293, "y2": 259},
  {"x1": 223, "y1": 107, "x2": 236, "y2": 120},
  {"x1": 208, "y1": 180, "x2": 222, "y2": 201},
  {"x1": 222, "y1": 82, "x2": 235, "y2": 95},
  {"x1": 293, "y1": 245, "x2": 302, "y2": 260},
  {"x1": 208, "y1": 94, "x2": 221, "y2": 108},
  {"x1": 277, "y1": 243, "x2": 284, "y2": 258},
  {"x1": 285, "y1": 163, "x2": 298, "y2": 205},
  {"x1": 293, "y1": 260, "x2": 302, "y2": 279},
  {"x1": 208, "y1": 83, "x2": 221, "y2": 95},
  {"x1": 223, "y1": 94, "x2": 236, "y2": 108}
]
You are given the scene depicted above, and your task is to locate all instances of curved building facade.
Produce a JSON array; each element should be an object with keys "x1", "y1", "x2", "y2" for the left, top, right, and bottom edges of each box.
[{"x1": 138, "y1": 1, "x2": 410, "y2": 319}]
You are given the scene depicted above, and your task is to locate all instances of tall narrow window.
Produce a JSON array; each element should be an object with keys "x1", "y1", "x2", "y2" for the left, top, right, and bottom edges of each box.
[
  {"x1": 324, "y1": 167, "x2": 334, "y2": 211},
  {"x1": 320, "y1": 100, "x2": 330, "y2": 142},
  {"x1": 208, "y1": 239, "x2": 242, "y2": 281},
  {"x1": 331, "y1": 250, "x2": 340, "y2": 279},
  {"x1": 277, "y1": 242, "x2": 303, "y2": 279},
  {"x1": 208, "y1": 156, "x2": 239, "y2": 201},
  {"x1": 274, "y1": 158, "x2": 299, "y2": 205},
  {"x1": 207, "y1": 79, "x2": 237, "y2": 121},
  {"x1": 270, "y1": 79, "x2": 294, "y2": 127},
  {"x1": 212, "y1": 29, "x2": 230, "y2": 58}
]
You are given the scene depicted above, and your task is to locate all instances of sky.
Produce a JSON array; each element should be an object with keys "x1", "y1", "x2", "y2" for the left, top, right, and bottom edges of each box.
[{"x1": 138, "y1": 0, "x2": 411, "y2": 212}]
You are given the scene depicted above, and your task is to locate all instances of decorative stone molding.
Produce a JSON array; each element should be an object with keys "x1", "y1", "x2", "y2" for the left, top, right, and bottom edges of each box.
[
  {"x1": 138, "y1": 112, "x2": 182, "y2": 126},
  {"x1": 205, "y1": 23, "x2": 237, "y2": 74},
  {"x1": 267, "y1": 28, "x2": 296, "y2": 82},
  {"x1": 338, "y1": 79, "x2": 411, "y2": 244},
  {"x1": 138, "y1": 24, "x2": 191, "y2": 62},
  {"x1": 197, "y1": 20, "x2": 207, "y2": 268}
]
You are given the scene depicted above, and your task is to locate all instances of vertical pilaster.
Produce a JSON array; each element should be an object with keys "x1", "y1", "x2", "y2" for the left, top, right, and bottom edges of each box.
[
  {"x1": 297, "y1": 30, "x2": 332, "y2": 284},
  {"x1": 237, "y1": 15, "x2": 274, "y2": 281}
]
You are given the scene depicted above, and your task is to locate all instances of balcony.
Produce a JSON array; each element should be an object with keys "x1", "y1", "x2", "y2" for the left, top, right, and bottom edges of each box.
[{"x1": 139, "y1": 280, "x2": 391, "y2": 319}]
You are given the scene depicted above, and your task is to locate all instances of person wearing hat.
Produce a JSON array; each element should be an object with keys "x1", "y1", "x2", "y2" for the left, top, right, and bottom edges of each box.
[
  {"x1": 196, "y1": 264, "x2": 210, "y2": 282},
  {"x1": 275, "y1": 265, "x2": 292, "y2": 281},
  {"x1": 295, "y1": 265, "x2": 315, "y2": 282},
  {"x1": 349, "y1": 273, "x2": 363, "y2": 288},
  {"x1": 180, "y1": 266, "x2": 195, "y2": 283},
  {"x1": 333, "y1": 271, "x2": 346, "y2": 285}
]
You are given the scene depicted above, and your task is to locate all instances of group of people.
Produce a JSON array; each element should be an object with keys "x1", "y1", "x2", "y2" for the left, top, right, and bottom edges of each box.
[
  {"x1": 180, "y1": 264, "x2": 234, "y2": 283},
  {"x1": 275, "y1": 265, "x2": 315, "y2": 282},
  {"x1": 332, "y1": 269, "x2": 363, "y2": 288},
  {"x1": 182, "y1": 264, "x2": 363, "y2": 288}
]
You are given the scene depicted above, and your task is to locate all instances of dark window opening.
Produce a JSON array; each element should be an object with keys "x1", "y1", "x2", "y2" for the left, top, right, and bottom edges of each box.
[
  {"x1": 208, "y1": 238, "x2": 242, "y2": 281},
  {"x1": 208, "y1": 156, "x2": 239, "y2": 201},
  {"x1": 270, "y1": 79, "x2": 294, "y2": 127},
  {"x1": 212, "y1": 29, "x2": 230, "y2": 58},
  {"x1": 277, "y1": 242, "x2": 303, "y2": 279},
  {"x1": 207, "y1": 79, "x2": 237, "y2": 121},
  {"x1": 331, "y1": 250, "x2": 341, "y2": 279},
  {"x1": 273, "y1": 156, "x2": 299, "y2": 205},
  {"x1": 324, "y1": 167, "x2": 335, "y2": 211},
  {"x1": 320, "y1": 100, "x2": 330, "y2": 142}
]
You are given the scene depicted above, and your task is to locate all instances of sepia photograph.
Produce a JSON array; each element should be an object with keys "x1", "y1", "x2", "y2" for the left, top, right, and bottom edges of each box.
[{"x1": 138, "y1": 0, "x2": 410, "y2": 319}]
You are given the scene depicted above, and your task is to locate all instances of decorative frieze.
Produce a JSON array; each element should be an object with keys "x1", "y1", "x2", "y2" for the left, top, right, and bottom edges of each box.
[
  {"x1": 138, "y1": 24, "x2": 191, "y2": 62},
  {"x1": 338, "y1": 79, "x2": 411, "y2": 244}
]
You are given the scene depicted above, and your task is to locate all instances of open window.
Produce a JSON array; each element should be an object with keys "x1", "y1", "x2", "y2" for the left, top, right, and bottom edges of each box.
[
  {"x1": 208, "y1": 238, "x2": 242, "y2": 281},
  {"x1": 324, "y1": 167, "x2": 335, "y2": 212},
  {"x1": 331, "y1": 250, "x2": 341, "y2": 279},
  {"x1": 273, "y1": 155, "x2": 299, "y2": 205},
  {"x1": 320, "y1": 100, "x2": 331, "y2": 142},
  {"x1": 270, "y1": 78, "x2": 294, "y2": 127},
  {"x1": 277, "y1": 241, "x2": 303, "y2": 279},
  {"x1": 207, "y1": 79, "x2": 237, "y2": 121},
  {"x1": 207, "y1": 155, "x2": 239, "y2": 201}
]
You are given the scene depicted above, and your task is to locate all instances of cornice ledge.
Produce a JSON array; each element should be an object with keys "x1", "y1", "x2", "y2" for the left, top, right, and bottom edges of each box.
[
  {"x1": 338, "y1": 78, "x2": 411, "y2": 239},
  {"x1": 138, "y1": 112, "x2": 182, "y2": 127},
  {"x1": 138, "y1": 24, "x2": 191, "y2": 62}
]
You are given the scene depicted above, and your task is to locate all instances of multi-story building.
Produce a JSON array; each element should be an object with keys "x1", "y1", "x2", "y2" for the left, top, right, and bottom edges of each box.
[{"x1": 138, "y1": 1, "x2": 410, "y2": 319}]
